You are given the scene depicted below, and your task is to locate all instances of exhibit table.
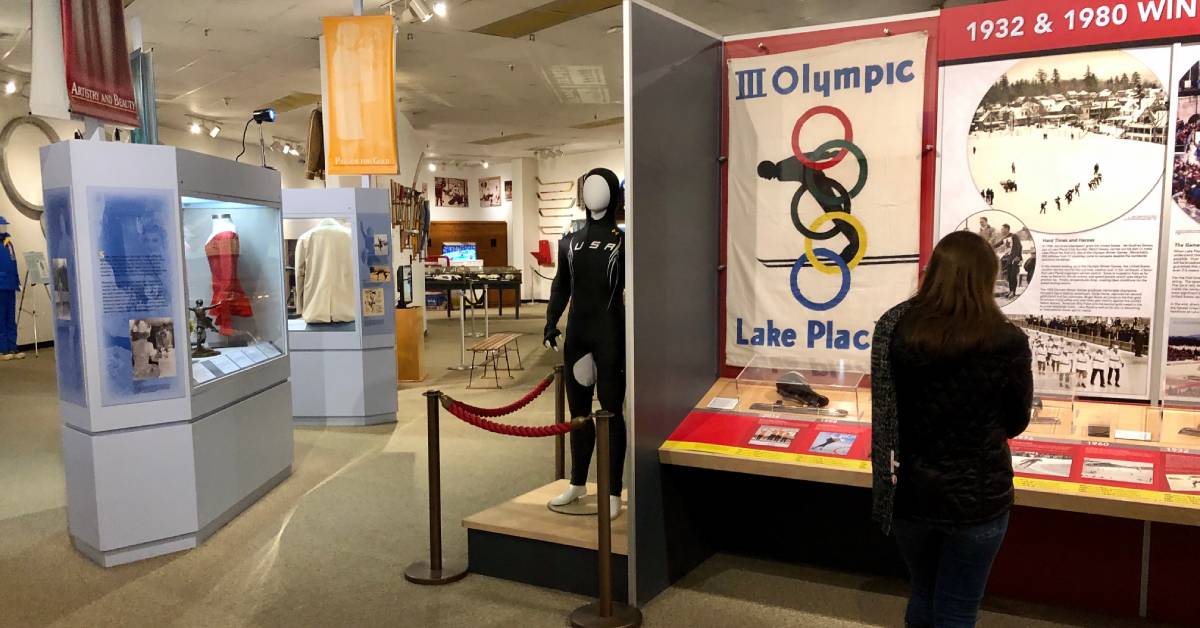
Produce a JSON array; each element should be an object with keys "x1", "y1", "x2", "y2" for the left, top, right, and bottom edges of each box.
[
  {"x1": 661, "y1": 378, "x2": 1200, "y2": 526},
  {"x1": 425, "y1": 275, "x2": 522, "y2": 319}
]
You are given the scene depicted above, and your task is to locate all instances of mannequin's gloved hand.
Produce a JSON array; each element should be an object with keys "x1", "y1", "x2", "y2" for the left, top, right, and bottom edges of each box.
[{"x1": 544, "y1": 327, "x2": 561, "y2": 351}]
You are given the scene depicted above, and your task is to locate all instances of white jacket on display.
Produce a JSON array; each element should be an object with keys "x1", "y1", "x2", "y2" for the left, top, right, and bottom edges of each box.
[{"x1": 295, "y1": 218, "x2": 356, "y2": 324}]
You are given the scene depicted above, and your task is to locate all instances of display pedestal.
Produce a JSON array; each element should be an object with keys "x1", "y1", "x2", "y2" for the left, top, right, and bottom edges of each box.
[
  {"x1": 289, "y1": 328, "x2": 398, "y2": 426},
  {"x1": 396, "y1": 306, "x2": 426, "y2": 382},
  {"x1": 283, "y1": 188, "x2": 397, "y2": 426},
  {"x1": 463, "y1": 480, "x2": 629, "y2": 601},
  {"x1": 42, "y1": 141, "x2": 295, "y2": 567}
]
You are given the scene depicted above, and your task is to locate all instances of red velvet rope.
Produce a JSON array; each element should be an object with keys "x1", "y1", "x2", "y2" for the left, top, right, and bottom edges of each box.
[
  {"x1": 451, "y1": 373, "x2": 555, "y2": 417},
  {"x1": 446, "y1": 401, "x2": 579, "y2": 438}
]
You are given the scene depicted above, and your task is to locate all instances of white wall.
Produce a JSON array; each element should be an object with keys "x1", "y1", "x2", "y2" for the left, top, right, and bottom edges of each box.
[
  {"x1": 0, "y1": 93, "x2": 317, "y2": 347},
  {"x1": 417, "y1": 162, "x2": 517, "y2": 267},
  {"x1": 523, "y1": 147, "x2": 626, "y2": 300}
]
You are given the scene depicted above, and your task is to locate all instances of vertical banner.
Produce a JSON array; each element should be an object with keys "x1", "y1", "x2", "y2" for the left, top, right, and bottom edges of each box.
[
  {"x1": 726, "y1": 33, "x2": 927, "y2": 367},
  {"x1": 30, "y1": 0, "x2": 70, "y2": 120},
  {"x1": 60, "y1": 0, "x2": 140, "y2": 127},
  {"x1": 323, "y1": 16, "x2": 398, "y2": 176},
  {"x1": 938, "y1": 45, "x2": 1171, "y2": 400}
]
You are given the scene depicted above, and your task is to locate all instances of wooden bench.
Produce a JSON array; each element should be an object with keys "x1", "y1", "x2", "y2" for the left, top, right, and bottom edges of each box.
[{"x1": 467, "y1": 332, "x2": 524, "y2": 388}]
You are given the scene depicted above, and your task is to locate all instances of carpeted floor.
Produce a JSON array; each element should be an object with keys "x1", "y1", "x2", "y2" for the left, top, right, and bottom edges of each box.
[{"x1": 0, "y1": 304, "x2": 1165, "y2": 627}]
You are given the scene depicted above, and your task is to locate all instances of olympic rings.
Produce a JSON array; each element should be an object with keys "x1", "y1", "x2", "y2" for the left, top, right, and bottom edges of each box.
[
  {"x1": 804, "y1": 212, "x2": 868, "y2": 275},
  {"x1": 790, "y1": 247, "x2": 851, "y2": 312},
  {"x1": 792, "y1": 106, "x2": 853, "y2": 171},
  {"x1": 790, "y1": 177, "x2": 851, "y2": 239},
  {"x1": 804, "y1": 140, "x2": 868, "y2": 203}
]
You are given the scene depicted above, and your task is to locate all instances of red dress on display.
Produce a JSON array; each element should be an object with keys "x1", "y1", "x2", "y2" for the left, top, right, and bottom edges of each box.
[{"x1": 205, "y1": 231, "x2": 253, "y2": 336}]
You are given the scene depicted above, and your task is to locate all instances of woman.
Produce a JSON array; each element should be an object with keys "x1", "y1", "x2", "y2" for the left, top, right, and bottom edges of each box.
[{"x1": 871, "y1": 231, "x2": 1032, "y2": 628}]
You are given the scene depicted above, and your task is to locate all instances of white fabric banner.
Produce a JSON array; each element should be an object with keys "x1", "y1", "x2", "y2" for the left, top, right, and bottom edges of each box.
[{"x1": 726, "y1": 33, "x2": 927, "y2": 368}]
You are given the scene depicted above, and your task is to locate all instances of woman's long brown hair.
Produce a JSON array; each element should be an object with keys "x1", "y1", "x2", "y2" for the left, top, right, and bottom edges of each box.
[{"x1": 906, "y1": 230, "x2": 1009, "y2": 354}]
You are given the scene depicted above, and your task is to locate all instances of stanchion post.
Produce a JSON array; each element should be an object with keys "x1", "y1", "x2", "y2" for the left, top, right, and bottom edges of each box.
[
  {"x1": 554, "y1": 365, "x2": 566, "y2": 481},
  {"x1": 569, "y1": 411, "x2": 641, "y2": 628},
  {"x1": 405, "y1": 391, "x2": 468, "y2": 585}
]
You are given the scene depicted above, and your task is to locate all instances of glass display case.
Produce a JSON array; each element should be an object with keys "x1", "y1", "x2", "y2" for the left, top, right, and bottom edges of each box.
[
  {"x1": 1027, "y1": 386, "x2": 1077, "y2": 437},
  {"x1": 700, "y1": 355, "x2": 868, "y2": 421},
  {"x1": 282, "y1": 216, "x2": 357, "y2": 332},
  {"x1": 182, "y1": 196, "x2": 287, "y2": 386}
]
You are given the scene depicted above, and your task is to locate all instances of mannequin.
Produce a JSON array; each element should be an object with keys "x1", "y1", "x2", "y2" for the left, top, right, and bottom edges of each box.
[
  {"x1": 544, "y1": 168, "x2": 626, "y2": 519},
  {"x1": 205, "y1": 214, "x2": 253, "y2": 336},
  {"x1": 0, "y1": 216, "x2": 21, "y2": 360},
  {"x1": 294, "y1": 218, "x2": 355, "y2": 323}
]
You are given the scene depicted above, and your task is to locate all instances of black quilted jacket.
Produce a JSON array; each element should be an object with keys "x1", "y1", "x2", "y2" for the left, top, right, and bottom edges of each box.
[{"x1": 871, "y1": 301, "x2": 1033, "y2": 529}]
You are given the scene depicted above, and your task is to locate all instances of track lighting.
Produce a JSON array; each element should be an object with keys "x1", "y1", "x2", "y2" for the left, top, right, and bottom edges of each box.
[
  {"x1": 410, "y1": 0, "x2": 433, "y2": 22},
  {"x1": 208, "y1": 124, "x2": 221, "y2": 138},
  {"x1": 432, "y1": 1, "x2": 447, "y2": 17},
  {"x1": 3, "y1": 80, "x2": 16, "y2": 95},
  {"x1": 482, "y1": 161, "x2": 489, "y2": 169},
  {"x1": 189, "y1": 120, "x2": 202, "y2": 134},
  {"x1": 428, "y1": 162, "x2": 437, "y2": 172}
]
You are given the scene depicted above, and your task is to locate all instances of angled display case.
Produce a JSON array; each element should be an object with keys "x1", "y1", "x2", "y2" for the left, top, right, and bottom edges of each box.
[
  {"x1": 41, "y1": 140, "x2": 293, "y2": 567},
  {"x1": 282, "y1": 187, "x2": 397, "y2": 426}
]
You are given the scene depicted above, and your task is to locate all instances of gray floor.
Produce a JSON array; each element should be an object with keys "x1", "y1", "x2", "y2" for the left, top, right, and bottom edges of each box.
[{"x1": 0, "y1": 304, "x2": 1165, "y2": 627}]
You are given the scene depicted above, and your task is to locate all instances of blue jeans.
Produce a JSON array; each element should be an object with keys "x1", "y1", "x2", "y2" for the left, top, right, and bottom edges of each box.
[{"x1": 892, "y1": 512, "x2": 1009, "y2": 628}]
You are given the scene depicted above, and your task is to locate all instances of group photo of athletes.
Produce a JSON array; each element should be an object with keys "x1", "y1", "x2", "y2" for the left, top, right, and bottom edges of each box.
[{"x1": 1012, "y1": 316, "x2": 1150, "y2": 395}]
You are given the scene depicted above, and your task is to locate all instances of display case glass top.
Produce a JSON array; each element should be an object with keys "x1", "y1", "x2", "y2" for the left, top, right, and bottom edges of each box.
[
  {"x1": 182, "y1": 196, "x2": 286, "y2": 386},
  {"x1": 283, "y1": 216, "x2": 358, "y2": 332},
  {"x1": 707, "y1": 355, "x2": 869, "y2": 422}
]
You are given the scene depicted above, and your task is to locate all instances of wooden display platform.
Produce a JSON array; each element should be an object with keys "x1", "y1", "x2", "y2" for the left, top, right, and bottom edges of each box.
[
  {"x1": 462, "y1": 480, "x2": 629, "y2": 554},
  {"x1": 463, "y1": 480, "x2": 629, "y2": 601}
]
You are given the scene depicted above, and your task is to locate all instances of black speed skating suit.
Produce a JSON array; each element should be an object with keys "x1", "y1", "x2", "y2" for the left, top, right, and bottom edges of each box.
[{"x1": 545, "y1": 168, "x2": 626, "y2": 496}]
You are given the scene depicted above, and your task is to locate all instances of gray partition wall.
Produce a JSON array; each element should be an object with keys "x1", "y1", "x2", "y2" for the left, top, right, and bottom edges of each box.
[{"x1": 625, "y1": 0, "x2": 722, "y2": 604}]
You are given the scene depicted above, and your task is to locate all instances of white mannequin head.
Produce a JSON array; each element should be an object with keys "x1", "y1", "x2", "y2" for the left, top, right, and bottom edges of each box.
[{"x1": 582, "y1": 174, "x2": 611, "y2": 220}]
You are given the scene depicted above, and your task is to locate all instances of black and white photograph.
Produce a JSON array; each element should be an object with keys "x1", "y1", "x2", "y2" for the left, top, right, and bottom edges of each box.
[
  {"x1": 957, "y1": 210, "x2": 1036, "y2": 306},
  {"x1": 1014, "y1": 315, "x2": 1150, "y2": 395},
  {"x1": 1081, "y1": 457, "x2": 1155, "y2": 485},
  {"x1": 434, "y1": 176, "x2": 468, "y2": 207},
  {"x1": 968, "y1": 50, "x2": 1167, "y2": 234},
  {"x1": 504, "y1": 180, "x2": 512, "y2": 202},
  {"x1": 1172, "y1": 62, "x2": 1200, "y2": 222},
  {"x1": 1011, "y1": 451, "x2": 1073, "y2": 478},
  {"x1": 362, "y1": 288, "x2": 385, "y2": 317},
  {"x1": 808, "y1": 432, "x2": 856, "y2": 456},
  {"x1": 479, "y1": 176, "x2": 502, "y2": 208},
  {"x1": 1165, "y1": 473, "x2": 1200, "y2": 492},
  {"x1": 129, "y1": 317, "x2": 176, "y2": 380},
  {"x1": 369, "y1": 265, "x2": 392, "y2": 283},
  {"x1": 372, "y1": 233, "x2": 389, "y2": 256},
  {"x1": 1164, "y1": 318, "x2": 1200, "y2": 397},
  {"x1": 749, "y1": 426, "x2": 798, "y2": 449},
  {"x1": 52, "y1": 258, "x2": 71, "y2": 320}
]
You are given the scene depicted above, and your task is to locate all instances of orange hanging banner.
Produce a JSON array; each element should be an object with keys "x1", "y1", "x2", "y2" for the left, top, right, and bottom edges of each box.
[{"x1": 323, "y1": 15, "x2": 398, "y2": 175}]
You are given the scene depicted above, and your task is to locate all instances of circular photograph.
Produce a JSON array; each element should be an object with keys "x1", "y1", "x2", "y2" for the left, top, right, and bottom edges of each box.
[
  {"x1": 1173, "y1": 62, "x2": 1200, "y2": 222},
  {"x1": 956, "y1": 210, "x2": 1035, "y2": 308},
  {"x1": 968, "y1": 50, "x2": 1167, "y2": 234}
]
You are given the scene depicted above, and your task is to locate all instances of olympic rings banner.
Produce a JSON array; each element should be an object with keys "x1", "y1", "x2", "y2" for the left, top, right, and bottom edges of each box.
[{"x1": 726, "y1": 32, "x2": 927, "y2": 367}]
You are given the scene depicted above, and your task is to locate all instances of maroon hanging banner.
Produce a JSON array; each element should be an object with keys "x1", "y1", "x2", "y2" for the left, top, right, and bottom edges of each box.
[{"x1": 60, "y1": 0, "x2": 139, "y2": 126}]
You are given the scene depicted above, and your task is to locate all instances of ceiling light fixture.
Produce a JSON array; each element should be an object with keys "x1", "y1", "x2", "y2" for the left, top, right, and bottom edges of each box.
[
  {"x1": 428, "y1": 162, "x2": 437, "y2": 172},
  {"x1": 409, "y1": 0, "x2": 433, "y2": 22},
  {"x1": 482, "y1": 161, "x2": 489, "y2": 169},
  {"x1": 432, "y1": 1, "x2": 447, "y2": 17},
  {"x1": 282, "y1": 143, "x2": 293, "y2": 154},
  {"x1": 189, "y1": 120, "x2": 202, "y2": 134},
  {"x1": 3, "y1": 80, "x2": 16, "y2": 95},
  {"x1": 208, "y1": 124, "x2": 221, "y2": 138}
]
